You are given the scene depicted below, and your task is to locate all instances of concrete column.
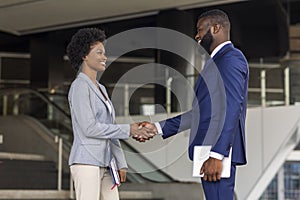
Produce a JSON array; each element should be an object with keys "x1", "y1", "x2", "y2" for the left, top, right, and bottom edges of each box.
[
  {"x1": 29, "y1": 32, "x2": 66, "y2": 119},
  {"x1": 156, "y1": 9, "x2": 195, "y2": 113},
  {"x1": 30, "y1": 32, "x2": 65, "y2": 91},
  {"x1": 30, "y1": 34, "x2": 49, "y2": 89}
]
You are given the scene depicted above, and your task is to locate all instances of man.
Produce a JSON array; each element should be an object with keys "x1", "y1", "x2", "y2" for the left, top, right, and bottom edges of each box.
[{"x1": 138, "y1": 9, "x2": 248, "y2": 199}]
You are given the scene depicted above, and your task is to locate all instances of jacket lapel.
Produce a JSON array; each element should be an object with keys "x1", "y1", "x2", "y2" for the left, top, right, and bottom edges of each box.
[
  {"x1": 78, "y1": 73, "x2": 113, "y2": 118},
  {"x1": 98, "y1": 83, "x2": 115, "y2": 119},
  {"x1": 194, "y1": 43, "x2": 233, "y2": 92}
]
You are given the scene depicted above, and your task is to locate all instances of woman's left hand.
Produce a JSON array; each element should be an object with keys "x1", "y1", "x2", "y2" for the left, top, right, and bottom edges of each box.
[{"x1": 119, "y1": 169, "x2": 127, "y2": 183}]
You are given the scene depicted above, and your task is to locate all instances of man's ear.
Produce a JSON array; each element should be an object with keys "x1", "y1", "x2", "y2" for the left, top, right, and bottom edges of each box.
[
  {"x1": 212, "y1": 24, "x2": 221, "y2": 34},
  {"x1": 82, "y1": 55, "x2": 87, "y2": 61}
]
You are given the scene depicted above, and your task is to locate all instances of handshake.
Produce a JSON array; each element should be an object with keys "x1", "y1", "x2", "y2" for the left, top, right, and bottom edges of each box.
[{"x1": 129, "y1": 121, "x2": 158, "y2": 142}]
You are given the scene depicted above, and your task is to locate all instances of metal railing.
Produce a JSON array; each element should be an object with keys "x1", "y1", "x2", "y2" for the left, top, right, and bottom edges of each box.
[{"x1": 248, "y1": 60, "x2": 290, "y2": 107}]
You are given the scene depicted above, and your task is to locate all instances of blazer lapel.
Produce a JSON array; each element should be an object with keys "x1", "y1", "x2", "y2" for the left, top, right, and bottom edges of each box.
[
  {"x1": 98, "y1": 84, "x2": 115, "y2": 119},
  {"x1": 194, "y1": 43, "x2": 233, "y2": 92},
  {"x1": 78, "y1": 73, "x2": 113, "y2": 117},
  {"x1": 194, "y1": 57, "x2": 212, "y2": 93}
]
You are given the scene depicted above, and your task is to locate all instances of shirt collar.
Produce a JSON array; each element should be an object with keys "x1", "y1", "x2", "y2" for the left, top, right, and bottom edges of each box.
[{"x1": 210, "y1": 41, "x2": 232, "y2": 58}]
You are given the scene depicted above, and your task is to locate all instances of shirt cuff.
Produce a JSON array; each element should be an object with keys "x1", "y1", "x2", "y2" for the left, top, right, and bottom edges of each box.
[
  {"x1": 209, "y1": 151, "x2": 224, "y2": 160},
  {"x1": 154, "y1": 122, "x2": 163, "y2": 135}
]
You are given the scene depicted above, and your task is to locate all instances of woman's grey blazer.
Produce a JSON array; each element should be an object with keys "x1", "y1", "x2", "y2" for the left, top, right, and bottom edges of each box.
[{"x1": 68, "y1": 72, "x2": 129, "y2": 169}]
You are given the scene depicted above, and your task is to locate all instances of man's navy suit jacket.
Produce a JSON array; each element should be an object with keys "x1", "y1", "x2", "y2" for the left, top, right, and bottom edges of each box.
[{"x1": 159, "y1": 43, "x2": 248, "y2": 165}]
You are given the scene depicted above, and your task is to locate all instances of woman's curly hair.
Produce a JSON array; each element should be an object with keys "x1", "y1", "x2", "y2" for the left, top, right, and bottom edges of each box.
[{"x1": 66, "y1": 28, "x2": 106, "y2": 70}]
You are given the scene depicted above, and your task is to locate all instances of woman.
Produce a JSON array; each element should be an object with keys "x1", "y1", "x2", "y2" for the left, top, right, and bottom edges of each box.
[{"x1": 66, "y1": 28, "x2": 155, "y2": 200}]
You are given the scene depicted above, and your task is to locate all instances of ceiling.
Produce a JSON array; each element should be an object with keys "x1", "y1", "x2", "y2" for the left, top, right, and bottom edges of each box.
[{"x1": 0, "y1": 0, "x2": 243, "y2": 36}]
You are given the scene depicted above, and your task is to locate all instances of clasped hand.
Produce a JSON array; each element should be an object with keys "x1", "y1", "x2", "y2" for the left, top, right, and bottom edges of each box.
[{"x1": 130, "y1": 121, "x2": 158, "y2": 142}]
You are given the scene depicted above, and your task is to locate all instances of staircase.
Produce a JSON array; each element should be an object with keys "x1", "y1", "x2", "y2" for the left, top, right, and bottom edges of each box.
[
  {"x1": 0, "y1": 159, "x2": 59, "y2": 189},
  {"x1": 0, "y1": 158, "x2": 72, "y2": 200}
]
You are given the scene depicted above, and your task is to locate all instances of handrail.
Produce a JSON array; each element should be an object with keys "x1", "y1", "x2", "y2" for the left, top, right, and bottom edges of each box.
[{"x1": 0, "y1": 87, "x2": 71, "y2": 118}]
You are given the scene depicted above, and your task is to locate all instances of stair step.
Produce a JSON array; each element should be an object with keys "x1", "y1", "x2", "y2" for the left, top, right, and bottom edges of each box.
[
  {"x1": 0, "y1": 159, "x2": 69, "y2": 189},
  {"x1": 0, "y1": 190, "x2": 70, "y2": 199},
  {"x1": 0, "y1": 190, "x2": 157, "y2": 200}
]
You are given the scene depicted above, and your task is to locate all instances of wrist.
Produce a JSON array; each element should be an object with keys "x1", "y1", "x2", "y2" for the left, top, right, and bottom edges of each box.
[{"x1": 209, "y1": 151, "x2": 224, "y2": 160}]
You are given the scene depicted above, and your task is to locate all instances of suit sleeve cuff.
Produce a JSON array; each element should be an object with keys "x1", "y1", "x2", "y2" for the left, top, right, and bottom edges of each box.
[
  {"x1": 209, "y1": 151, "x2": 224, "y2": 160},
  {"x1": 155, "y1": 122, "x2": 163, "y2": 135}
]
